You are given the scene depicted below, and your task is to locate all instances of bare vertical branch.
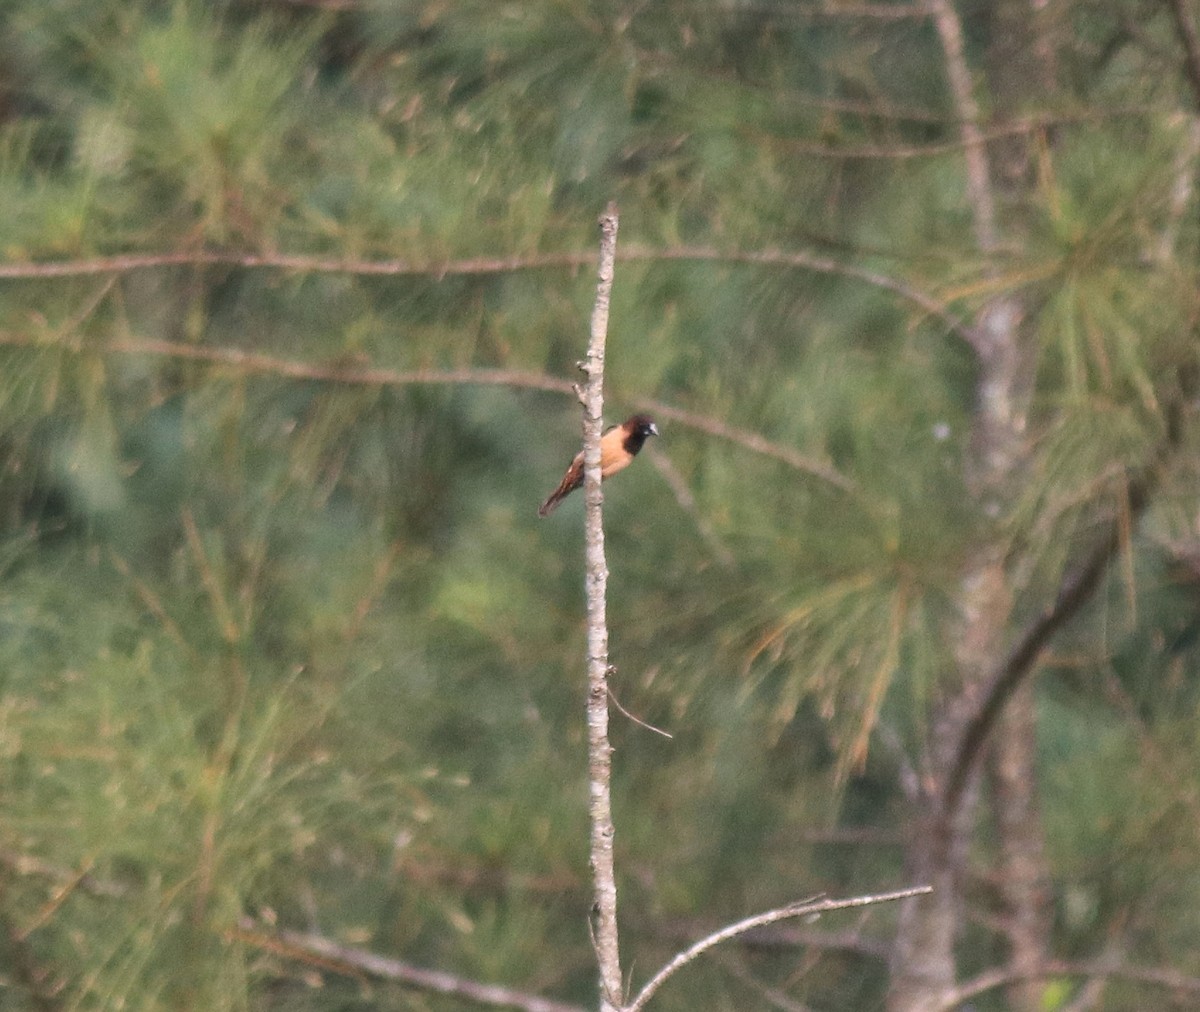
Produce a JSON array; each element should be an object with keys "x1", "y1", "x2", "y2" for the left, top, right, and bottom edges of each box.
[
  {"x1": 1164, "y1": 0, "x2": 1200, "y2": 103},
  {"x1": 927, "y1": 0, "x2": 999, "y2": 254},
  {"x1": 1154, "y1": 114, "x2": 1200, "y2": 263},
  {"x1": 1163, "y1": 0, "x2": 1200, "y2": 256},
  {"x1": 582, "y1": 203, "x2": 623, "y2": 1011}
]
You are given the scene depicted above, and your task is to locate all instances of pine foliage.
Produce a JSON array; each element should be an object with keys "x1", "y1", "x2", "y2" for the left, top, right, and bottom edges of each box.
[{"x1": 1, "y1": 0, "x2": 1200, "y2": 1009}]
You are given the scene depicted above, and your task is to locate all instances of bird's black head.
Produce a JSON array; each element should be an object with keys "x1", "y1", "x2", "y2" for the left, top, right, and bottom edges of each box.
[
  {"x1": 626, "y1": 414, "x2": 659, "y2": 437},
  {"x1": 622, "y1": 414, "x2": 659, "y2": 454}
]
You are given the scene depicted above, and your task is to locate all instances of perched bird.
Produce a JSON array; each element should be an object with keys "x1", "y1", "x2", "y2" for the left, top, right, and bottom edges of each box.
[{"x1": 538, "y1": 414, "x2": 659, "y2": 517}]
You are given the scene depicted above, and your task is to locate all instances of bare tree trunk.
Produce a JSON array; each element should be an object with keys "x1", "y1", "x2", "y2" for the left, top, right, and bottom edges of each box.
[
  {"x1": 887, "y1": 1, "x2": 1030, "y2": 1006},
  {"x1": 887, "y1": 805, "x2": 973, "y2": 1012},
  {"x1": 976, "y1": 2, "x2": 1059, "y2": 1003},
  {"x1": 988, "y1": 684, "x2": 1052, "y2": 1011}
]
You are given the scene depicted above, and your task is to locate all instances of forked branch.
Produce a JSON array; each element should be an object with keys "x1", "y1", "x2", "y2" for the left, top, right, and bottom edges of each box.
[
  {"x1": 943, "y1": 433, "x2": 1176, "y2": 821},
  {"x1": 625, "y1": 886, "x2": 932, "y2": 1012}
]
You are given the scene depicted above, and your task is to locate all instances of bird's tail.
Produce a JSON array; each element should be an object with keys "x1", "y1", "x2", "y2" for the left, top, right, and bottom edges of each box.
[
  {"x1": 537, "y1": 488, "x2": 567, "y2": 517},
  {"x1": 538, "y1": 459, "x2": 584, "y2": 517},
  {"x1": 538, "y1": 472, "x2": 580, "y2": 517}
]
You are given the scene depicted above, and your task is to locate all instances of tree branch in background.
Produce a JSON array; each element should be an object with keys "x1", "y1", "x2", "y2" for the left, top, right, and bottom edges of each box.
[
  {"x1": 942, "y1": 457, "x2": 1163, "y2": 819},
  {"x1": 643, "y1": 445, "x2": 736, "y2": 569},
  {"x1": 709, "y1": 950, "x2": 816, "y2": 1012},
  {"x1": 946, "y1": 269, "x2": 1198, "y2": 820},
  {"x1": 229, "y1": 923, "x2": 587, "y2": 1012},
  {"x1": 946, "y1": 958, "x2": 1200, "y2": 1009},
  {"x1": 0, "y1": 244, "x2": 975, "y2": 343},
  {"x1": 580, "y1": 203, "x2": 623, "y2": 1011},
  {"x1": 927, "y1": 0, "x2": 998, "y2": 255},
  {"x1": 1153, "y1": 114, "x2": 1200, "y2": 263},
  {"x1": 0, "y1": 330, "x2": 855, "y2": 493},
  {"x1": 1164, "y1": 0, "x2": 1200, "y2": 102}
]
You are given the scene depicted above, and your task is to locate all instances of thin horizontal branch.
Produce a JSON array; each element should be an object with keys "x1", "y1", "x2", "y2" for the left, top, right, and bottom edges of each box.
[
  {"x1": 946, "y1": 958, "x2": 1200, "y2": 1008},
  {"x1": 647, "y1": 247, "x2": 977, "y2": 344},
  {"x1": 51, "y1": 333, "x2": 579, "y2": 395},
  {"x1": 273, "y1": 0, "x2": 360, "y2": 9},
  {"x1": 744, "y1": 1, "x2": 929, "y2": 19},
  {"x1": 814, "y1": 2, "x2": 924, "y2": 19},
  {"x1": 231, "y1": 922, "x2": 587, "y2": 1012},
  {"x1": 0, "y1": 329, "x2": 855, "y2": 493},
  {"x1": 625, "y1": 885, "x2": 931, "y2": 1012},
  {"x1": 0, "y1": 244, "x2": 976, "y2": 343},
  {"x1": 762, "y1": 115, "x2": 1138, "y2": 162},
  {"x1": 633, "y1": 398, "x2": 857, "y2": 493},
  {"x1": 0, "y1": 249, "x2": 589, "y2": 279}
]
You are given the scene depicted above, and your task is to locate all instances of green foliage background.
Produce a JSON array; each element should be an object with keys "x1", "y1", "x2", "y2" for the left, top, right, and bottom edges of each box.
[{"x1": 2, "y1": 0, "x2": 1200, "y2": 1009}]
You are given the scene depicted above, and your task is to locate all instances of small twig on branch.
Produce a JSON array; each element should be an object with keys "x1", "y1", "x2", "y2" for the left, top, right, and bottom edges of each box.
[
  {"x1": 643, "y1": 446, "x2": 736, "y2": 569},
  {"x1": 230, "y1": 922, "x2": 586, "y2": 1012},
  {"x1": 607, "y1": 684, "x2": 674, "y2": 740},
  {"x1": 581, "y1": 203, "x2": 623, "y2": 1011},
  {"x1": 624, "y1": 885, "x2": 932, "y2": 1012}
]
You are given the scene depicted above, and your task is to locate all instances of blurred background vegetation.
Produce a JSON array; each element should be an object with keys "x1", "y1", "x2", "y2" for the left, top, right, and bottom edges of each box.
[{"x1": 2, "y1": 0, "x2": 1200, "y2": 1009}]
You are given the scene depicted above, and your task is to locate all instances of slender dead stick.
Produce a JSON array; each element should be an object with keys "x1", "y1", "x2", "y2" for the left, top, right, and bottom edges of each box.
[
  {"x1": 582, "y1": 204, "x2": 623, "y2": 1010},
  {"x1": 624, "y1": 886, "x2": 932, "y2": 1012}
]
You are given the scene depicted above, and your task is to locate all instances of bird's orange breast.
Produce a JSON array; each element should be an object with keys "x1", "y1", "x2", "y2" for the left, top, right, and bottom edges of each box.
[{"x1": 599, "y1": 428, "x2": 635, "y2": 478}]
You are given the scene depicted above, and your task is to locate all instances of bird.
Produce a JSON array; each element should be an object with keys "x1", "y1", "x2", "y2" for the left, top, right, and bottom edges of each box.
[{"x1": 538, "y1": 414, "x2": 659, "y2": 517}]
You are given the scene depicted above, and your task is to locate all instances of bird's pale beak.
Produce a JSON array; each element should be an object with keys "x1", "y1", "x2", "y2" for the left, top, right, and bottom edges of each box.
[{"x1": 648, "y1": 423, "x2": 659, "y2": 436}]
